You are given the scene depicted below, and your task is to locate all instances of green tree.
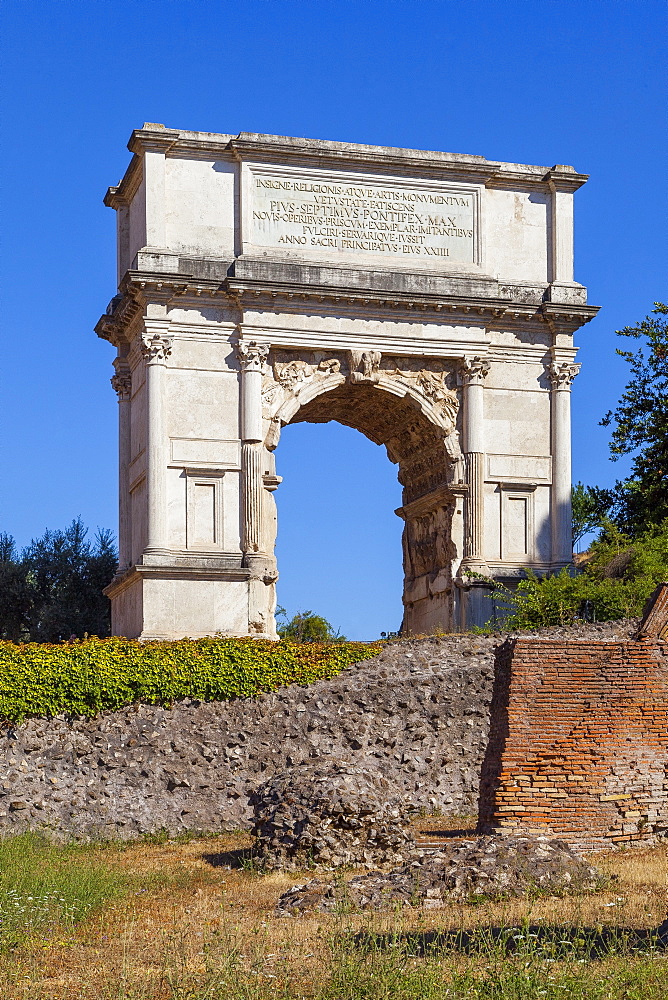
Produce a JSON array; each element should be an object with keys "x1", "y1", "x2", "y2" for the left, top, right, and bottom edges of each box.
[
  {"x1": 0, "y1": 534, "x2": 33, "y2": 641},
  {"x1": 571, "y1": 482, "x2": 614, "y2": 546},
  {"x1": 600, "y1": 302, "x2": 668, "y2": 535},
  {"x1": 487, "y1": 518, "x2": 668, "y2": 630},
  {"x1": 276, "y1": 607, "x2": 346, "y2": 643},
  {"x1": 0, "y1": 519, "x2": 117, "y2": 642}
]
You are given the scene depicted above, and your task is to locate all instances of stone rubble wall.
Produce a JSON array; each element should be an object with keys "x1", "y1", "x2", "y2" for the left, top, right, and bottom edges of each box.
[
  {"x1": 478, "y1": 638, "x2": 668, "y2": 850},
  {"x1": 0, "y1": 635, "x2": 497, "y2": 840},
  {"x1": 0, "y1": 621, "x2": 637, "y2": 842}
]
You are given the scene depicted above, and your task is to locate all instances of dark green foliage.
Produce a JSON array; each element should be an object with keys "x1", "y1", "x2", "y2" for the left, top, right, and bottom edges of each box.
[
  {"x1": 0, "y1": 635, "x2": 380, "y2": 723},
  {"x1": 0, "y1": 534, "x2": 34, "y2": 642},
  {"x1": 0, "y1": 519, "x2": 117, "y2": 642},
  {"x1": 571, "y1": 482, "x2": 614, "y2": 545},
  {"x1": 276, "y1": 607, "x2": 346, "y2": 642},
  {"x1": 487, "y1": 519, "x2": 668, "y2": 629},
  {"x1": 600, "y1": 303, "x2": 668, "y2": 535}
]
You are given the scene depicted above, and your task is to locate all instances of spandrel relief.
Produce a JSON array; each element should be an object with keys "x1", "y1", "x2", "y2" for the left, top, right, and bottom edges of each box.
[
  {"x1": 266, "y1": 350, "x2": 347, "y2": 404},
  {"x1": 261, "y1": 349, "x2": 464, "y2": 485}
]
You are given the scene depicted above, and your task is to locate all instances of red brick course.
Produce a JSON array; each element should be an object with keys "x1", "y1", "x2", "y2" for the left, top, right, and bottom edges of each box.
[{"x1": 477, "y1": 638, "x2": 668, "y2": 851}]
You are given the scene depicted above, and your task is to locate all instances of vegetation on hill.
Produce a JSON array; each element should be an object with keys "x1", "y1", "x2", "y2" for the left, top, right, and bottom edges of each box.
[
  {"x1": 0, "y1": 518, "x2": 117, "y2": 642},
  {"x1": 0, "y1": 635, "x2": 381, "y2": 723},
  {"x1": 276, "y1": 607, "x2": 346, "y2": 643},
  {"x1": 492, "y1": 518, "x2": 668, "y2": 630},
  {"x1": 499, "y1": 303, "x2": 668, "y2": 630},
  {"x1": 600, "y1": 302, "x2": 668, "y2": 535}
]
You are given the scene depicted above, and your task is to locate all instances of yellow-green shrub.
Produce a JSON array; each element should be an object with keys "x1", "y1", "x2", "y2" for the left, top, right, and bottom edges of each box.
[{"x1": 0, "y1": 636, "x2": 381, "y2": 723}]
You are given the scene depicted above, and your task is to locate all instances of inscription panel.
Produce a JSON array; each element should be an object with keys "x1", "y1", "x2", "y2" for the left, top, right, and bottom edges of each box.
[{"x1": 247, "y1": 165, "x2": 479, "y2": 265}]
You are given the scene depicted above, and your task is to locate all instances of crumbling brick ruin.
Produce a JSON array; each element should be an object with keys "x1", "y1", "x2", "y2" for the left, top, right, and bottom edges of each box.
[{"x1": 478, "y1": 586, "x2": 668, "y2": 850}]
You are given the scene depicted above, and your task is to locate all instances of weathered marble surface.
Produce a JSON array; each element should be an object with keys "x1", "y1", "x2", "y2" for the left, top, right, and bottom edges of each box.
[{"x1": 97, "y1": 125, "x2": 598, "y2": 639}]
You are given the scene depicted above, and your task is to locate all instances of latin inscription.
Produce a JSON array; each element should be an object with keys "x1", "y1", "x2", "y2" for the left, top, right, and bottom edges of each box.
[{"x1": 251, "y1": 172, "x2": 475, "y2": 263}]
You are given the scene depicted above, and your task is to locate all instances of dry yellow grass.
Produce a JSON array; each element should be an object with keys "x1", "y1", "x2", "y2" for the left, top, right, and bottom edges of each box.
[{"x1": 0, "y1": 817, "x2": 666, "y2": 1000}]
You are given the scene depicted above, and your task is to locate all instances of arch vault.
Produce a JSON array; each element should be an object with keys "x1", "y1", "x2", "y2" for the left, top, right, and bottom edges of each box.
[{"x1": 97, "y1": 125, "x2": 598, "y2": 639}]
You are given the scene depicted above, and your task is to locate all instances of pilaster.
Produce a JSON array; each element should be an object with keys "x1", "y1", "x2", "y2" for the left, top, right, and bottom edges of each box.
[
  {"x1": 141, "y1": 329, "x2": 172, "y2": 555},
  {"x1": 110, "y1": 359, "x2": 132, "y2": 571},
  {"x1": 143, "y1": 146, "x2": 168, "y2": 251},
  {"x1": 548, "y1": 359, "x2": 580, "y2": 566}
]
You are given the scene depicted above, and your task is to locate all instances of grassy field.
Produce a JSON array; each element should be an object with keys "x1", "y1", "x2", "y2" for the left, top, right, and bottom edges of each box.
[{"x1": 0, "y1": 817, "x2": 666, "y2": 999}]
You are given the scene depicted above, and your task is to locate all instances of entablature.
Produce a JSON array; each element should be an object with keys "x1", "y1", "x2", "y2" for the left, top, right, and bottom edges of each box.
[{"x1": 95, "y1": 256, "x2": 598, "y2": 349}]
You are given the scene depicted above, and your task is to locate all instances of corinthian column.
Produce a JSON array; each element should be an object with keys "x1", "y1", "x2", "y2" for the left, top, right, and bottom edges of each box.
[
  {"x1": 111, "y1": 361, "x2": 132, "y2": 571},
  {"x1": 141, "y1": 331, "x2": 172, "y2": 554},
  {"x1": 236, "y1": 341, "x2": 269, "y2": 555},
  {"x1": 459, "y1": 356, "x2": 490, "y2": 574},
  {"x1": 548, "y1": 361, "x2": 580, "y2": 565}
]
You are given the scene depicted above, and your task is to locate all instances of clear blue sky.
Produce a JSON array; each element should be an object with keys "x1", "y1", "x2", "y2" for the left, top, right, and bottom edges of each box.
[{"x1": 1, "y1": 0, "x2": 666, "y2": 639}]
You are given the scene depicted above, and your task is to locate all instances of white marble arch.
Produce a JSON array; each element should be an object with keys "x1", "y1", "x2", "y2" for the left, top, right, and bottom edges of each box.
[{"x1": 97, "y1": 125, "x2": 598, "y2": 639}]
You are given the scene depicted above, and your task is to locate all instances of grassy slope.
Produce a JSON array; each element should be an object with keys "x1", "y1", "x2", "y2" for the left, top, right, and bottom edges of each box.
[{"x1": 0, "y1": 817, "x2": 666, "y2": 999}]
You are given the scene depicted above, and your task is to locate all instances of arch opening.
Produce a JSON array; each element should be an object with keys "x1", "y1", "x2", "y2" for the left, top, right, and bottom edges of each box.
[
  {"x1": 274, "y1": 420, "x2": 404, "y2": 640},
  {"x1": 265, "y1": 375, "x2": 465, "y2": 636}
]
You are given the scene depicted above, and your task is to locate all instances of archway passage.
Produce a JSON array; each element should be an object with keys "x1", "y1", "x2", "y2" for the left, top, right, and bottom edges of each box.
[
  {"x1": 274, "y1": 421, "x2": 404, "y2": 639},
  {"x1": 274, "y1": 375, "x2": 464, "y2": 635}
]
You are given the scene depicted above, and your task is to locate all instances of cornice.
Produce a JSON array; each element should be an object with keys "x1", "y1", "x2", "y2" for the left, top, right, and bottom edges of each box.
[
  {"x1": 95, "y1": 264, "x2": 600, "y2": 345},
  {"x1": 105, "y1": 125, "x2": 591, "y2": 207},
  {"x1": 104, "y1": 152, "x2": 143, "y2": 208},
  {"x1": 540, "y1": 302, "x2": 600, "y2": 335},
  {"x1": 95, "y1": 288, "x2": 145, "y2": 346},
  {"x1": 544, "y1": 165, "x2": 589, "y2": 193},
  {"x1": 128, "y1": 123, "x2": 181, "y2": 154}
]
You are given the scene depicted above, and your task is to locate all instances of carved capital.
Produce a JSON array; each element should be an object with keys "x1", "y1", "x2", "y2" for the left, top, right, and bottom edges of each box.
[
  {"x1": 141, "y1": 333, "x2": 172, "y2": 363},
  {"x1": 547, "y1": 361, "x2": 580, "y2": 388},
  {"x1": 459, "y1": 356, "x2": 490, "y2": 386},
  {"x1": 110, "y1": 371, "x2": 132, "y2": 399},
  {"x1": 236, "y1": 341, "x2": 269, "y2": 372}
]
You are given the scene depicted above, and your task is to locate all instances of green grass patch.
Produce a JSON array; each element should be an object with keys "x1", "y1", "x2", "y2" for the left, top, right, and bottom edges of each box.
[
  {"x1": 0, "y1": 636, "x2": 381, "y2": 722},
  {"x1": 0, "y1": 833, "x2": 131, "y2": 947}
]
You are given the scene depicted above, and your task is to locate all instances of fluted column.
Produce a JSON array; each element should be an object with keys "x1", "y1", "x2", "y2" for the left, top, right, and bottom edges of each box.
[
  {"x1": 141, "y1": 331, "x2": 172, "y2": 554},
  {"x1": 548, "y1": 361, "x2": 579, "y2": 565},
  {"x1": 459, "y1": 356, "x2": 490, "y2": 574},
  {"x1": 236, "y1": 341, "x2": 269, "y2": 555},
  {"x1": 110, "y1": 360, "x2": 132, "y2": 571}
]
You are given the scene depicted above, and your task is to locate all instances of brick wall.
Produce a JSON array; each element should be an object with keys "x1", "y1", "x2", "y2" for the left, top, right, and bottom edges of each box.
[{"x1": 477, "y1": 638, "x2": 668, "y2": 851}]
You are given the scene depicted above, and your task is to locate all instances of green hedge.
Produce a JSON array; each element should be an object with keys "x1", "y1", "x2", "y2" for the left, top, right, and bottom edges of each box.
[{"x1": 0, "y1": 636, "x2": 382, "y2": 724}]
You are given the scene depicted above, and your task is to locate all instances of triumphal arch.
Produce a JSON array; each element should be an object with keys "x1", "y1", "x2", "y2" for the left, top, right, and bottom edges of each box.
[{"x1": 97, "y1": 124, "x2": 598, "y2": 639}]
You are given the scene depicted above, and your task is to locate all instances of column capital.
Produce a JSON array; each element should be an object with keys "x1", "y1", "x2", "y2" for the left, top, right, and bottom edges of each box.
[
  {"x1": 459, "y1": 355, "x2": 490, "y2": 386},
  {"x1": 236, "y1": 340, "x2": 269, "y2": 372},
  {"x1": 110, "y1": 371, "x2": 132, "y2": 400},
  {"x1": 547, "y1": 361, "x2": 580, "y2": 388},
  {"x1": 141, "y1": 333, "x2": 173, "y2": 364}
]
